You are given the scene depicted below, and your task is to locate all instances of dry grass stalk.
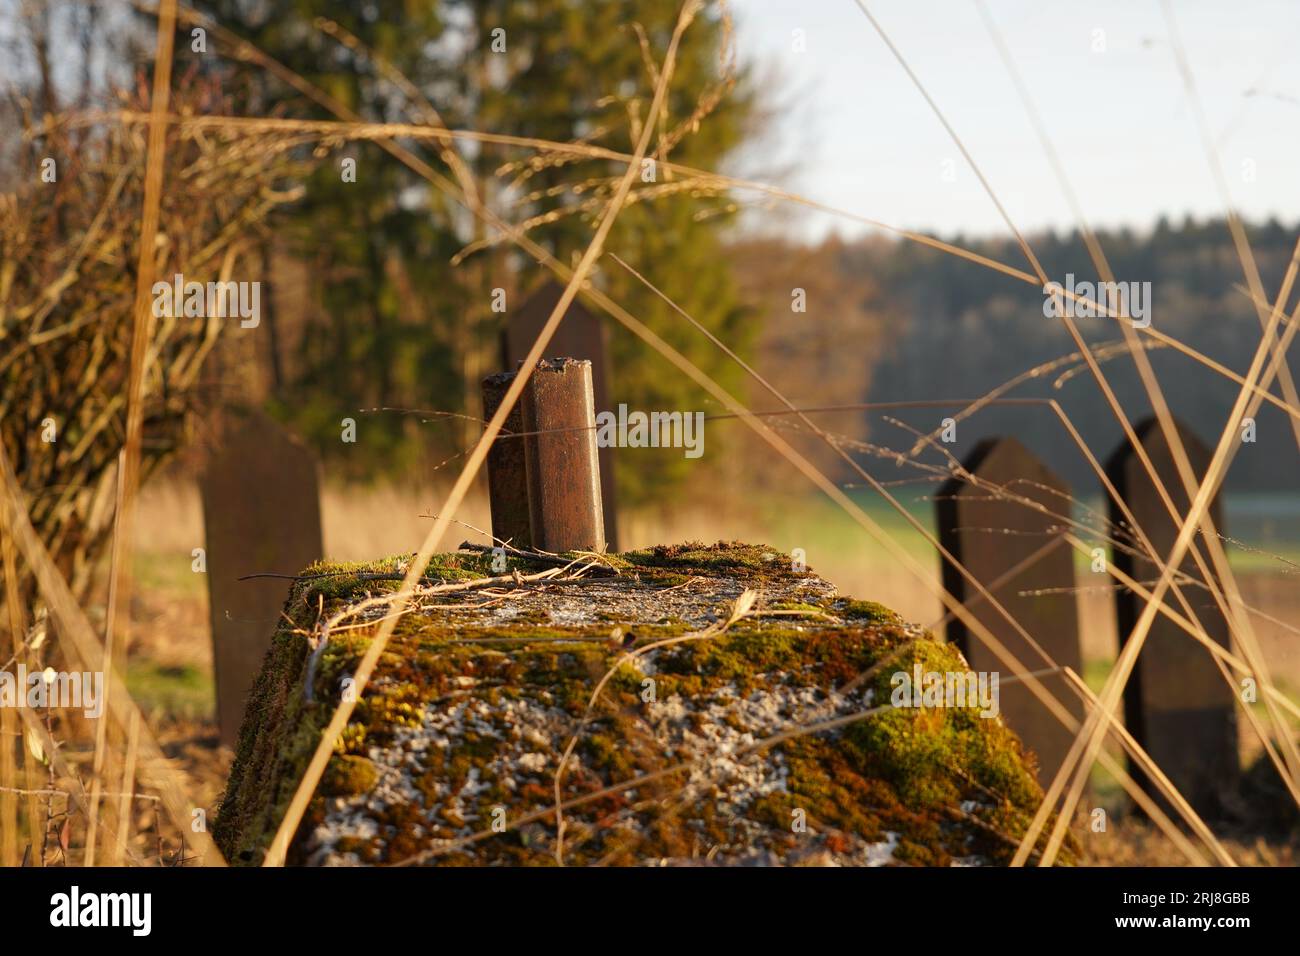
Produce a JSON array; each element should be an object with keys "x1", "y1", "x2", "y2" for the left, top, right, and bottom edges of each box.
[
  {"x1": 1160, "y1": 0, "x2": 1300, "y2": 450},
  {"x1": 112, "y1": 709, "x2": 142, "y2": 867},
  {"x1": 0, "y1": 703, "x2": 14, "y2": 867},
  {"x1": 262, "y1": 0, "x2": 703, "y2": 869},
  {"x1": 13, "y1": 702, "x2": 142, "y2": 865},
  {"x1": 1029, "y1": 274, "x2": 1300, "y2": 866},
  {"x1": 1031, "y1": 278, "x2": 1300, "y2": 863},
  {"x1": 84, "y1": 451, "x2": 126, "y2": 866},
  {"x1": 106, "y1": 0, "x2": 177, "y2": 673},
  {"x1": 0, "y1": 515, "x2": 18, "y2": 866},
  {"x1": 0, "y1": 502, "x2": 39, "y2": 865},
  {"x1": 0, "y1": 439, "x2": 224, "y2": 865}
]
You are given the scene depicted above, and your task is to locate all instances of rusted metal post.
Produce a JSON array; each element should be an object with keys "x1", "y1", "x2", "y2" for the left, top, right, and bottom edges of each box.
[
  {"x1": 519, "y1": 358, "x2": 606, "y2": 552},
  {"x1": 503, "y1": 282, "x2": 618, "y2": 548},
  {"x1": 480, "y1": 371, "x2": 532, "y2": 549}
]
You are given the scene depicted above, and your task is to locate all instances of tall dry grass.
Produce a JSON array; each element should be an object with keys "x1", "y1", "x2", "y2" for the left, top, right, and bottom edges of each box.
[{"x1": 7, "y1": 0, "x2": 1300, "y2": 868}]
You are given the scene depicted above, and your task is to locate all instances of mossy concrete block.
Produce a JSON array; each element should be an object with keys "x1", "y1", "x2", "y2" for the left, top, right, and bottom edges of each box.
[{"x1": 214, "y1": 542, "x2": 1073, "y2": 866}]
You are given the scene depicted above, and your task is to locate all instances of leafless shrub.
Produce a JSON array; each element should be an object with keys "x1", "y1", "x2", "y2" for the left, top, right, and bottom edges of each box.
[{"x1": 0, "y1": 72, "x2": 310, "y2": 605}]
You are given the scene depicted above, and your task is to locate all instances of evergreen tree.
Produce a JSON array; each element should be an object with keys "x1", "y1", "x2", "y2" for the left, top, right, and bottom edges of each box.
[{"x1": 186, "y1": 1, "x2": 757, "y2": 500}]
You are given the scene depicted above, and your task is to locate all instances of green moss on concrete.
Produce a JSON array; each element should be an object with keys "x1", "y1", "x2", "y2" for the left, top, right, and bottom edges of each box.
[
  {"x1": 839, "y1": 599, "x2": 904, "y2": 624},
  {"x1": 321, "y1": 755, "x2": 379, "y2": 797},
  {"x1": 214, "y1": 541, "x2": 1074, "y2": 867},
  {"x1": 621, "y1": 540, "x2": 804, "y2": 582}
]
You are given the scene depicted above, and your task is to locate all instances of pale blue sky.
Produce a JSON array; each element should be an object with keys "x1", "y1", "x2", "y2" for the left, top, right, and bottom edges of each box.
[{"x1": 731, "y1": 0, "x2": 1300, "y2": 240}]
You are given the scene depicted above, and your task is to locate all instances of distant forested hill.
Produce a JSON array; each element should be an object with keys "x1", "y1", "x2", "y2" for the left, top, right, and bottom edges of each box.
[{"x1": 819, "y1": 217, "x2": 1300, "y2": 493}]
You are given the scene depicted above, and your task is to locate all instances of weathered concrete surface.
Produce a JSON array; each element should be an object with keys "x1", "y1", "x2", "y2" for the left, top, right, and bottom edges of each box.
[{"x1": 215, "y1": 542, "x2": 1069, "y2": 866}]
